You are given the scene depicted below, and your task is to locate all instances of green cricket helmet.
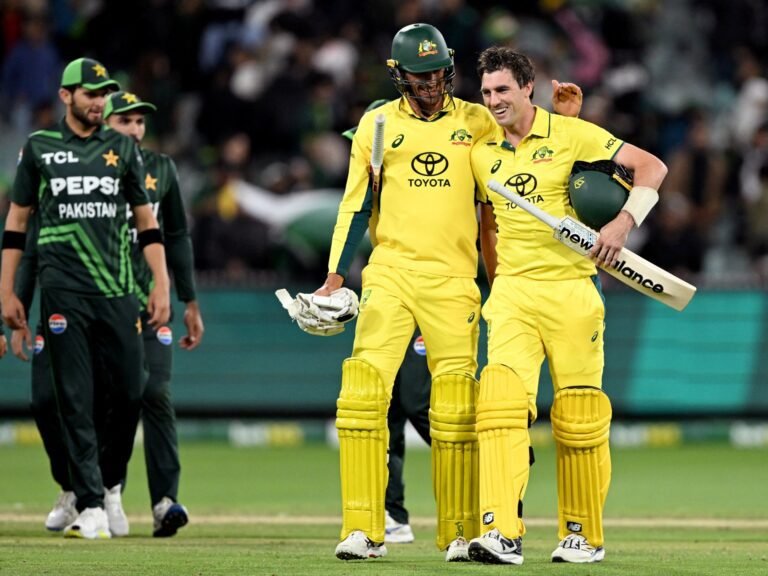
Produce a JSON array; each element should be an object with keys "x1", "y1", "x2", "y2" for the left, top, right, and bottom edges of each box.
[
  {"x1": 568, "y1": 160, "x2": 633, "y2": 229},
  {"x1": 387, "y1": 23, "x2": 455, "y2": 100}
]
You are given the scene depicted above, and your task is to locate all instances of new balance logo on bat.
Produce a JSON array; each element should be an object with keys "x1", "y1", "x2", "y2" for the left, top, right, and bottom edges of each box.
[
  {"x1": 558, "y1": 217, "x2": 666, "y2": 294},
  {"x1": 611, "y1": 259, "x2": 665, "y2": 293}
]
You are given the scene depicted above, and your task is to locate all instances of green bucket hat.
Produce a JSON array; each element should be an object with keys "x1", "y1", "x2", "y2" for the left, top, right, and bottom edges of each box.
[
  {"x1": 60, "y1": 57, "x2": 121, "y2": 91},
  {"x1": 104, "y1": 91, "x2": 157, "y2": 119}
]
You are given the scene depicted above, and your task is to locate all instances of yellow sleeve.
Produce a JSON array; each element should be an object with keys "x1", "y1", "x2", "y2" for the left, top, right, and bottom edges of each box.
[{"x1": 327, "y1": 112, "x2": 376, "y2": 277}]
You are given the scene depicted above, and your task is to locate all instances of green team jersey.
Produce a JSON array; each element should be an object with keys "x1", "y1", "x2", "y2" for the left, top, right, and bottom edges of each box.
[
  {"x1": 11, "y1": 119, "x2": 149, "y2": 297},
  {"x1": 128, "y1": 149, "x2": 196, "y2": 309}
]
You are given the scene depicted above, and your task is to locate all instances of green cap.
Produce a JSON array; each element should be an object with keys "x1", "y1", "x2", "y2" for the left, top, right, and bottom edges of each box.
[
  {"x1": 342, "y1": 99, "x2": 389, "y2": 141},
  {"x1": 104, "y1": 91, "x2": 157, "y2": 119},
  {"x1": 60, "y1": 57, "x2": 121, "y2": 91}
]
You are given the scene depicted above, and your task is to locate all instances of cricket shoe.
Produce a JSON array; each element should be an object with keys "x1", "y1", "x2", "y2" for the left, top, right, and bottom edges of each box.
[
  {"x1": 63, "y1": 507, "x2": 111, "y2": 539},
  {"x1": 445, "y1": 536, "x2": 470, "y2": 562},
  {"x1": 335, "y1": 530, "x2": 387, "y2": 560},
  {"x1": 468, "y1": 528, "x2": 524, "y2": 565},
  {"x1": 45, "y1": 490, "x2": 77, "y2": 531},
  {"x1": 104, "y1": 484, "x2": 129, "y2": 537},
  {"x1": 153, "y1": 497, "x2": 189, "y2": 537},
  {"x1": 385, "y1": 510, "x2": 414, "y2": 543},
  {"x1": 551, "y1": 534, "x2": 605, "y2": 563}
]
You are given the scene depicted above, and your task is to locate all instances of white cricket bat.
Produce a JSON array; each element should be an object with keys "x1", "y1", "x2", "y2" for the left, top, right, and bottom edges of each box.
[
  {"x1": 487, "y1": 180, "x2": 697, "y2": 311},
  {"x1": 371, "y1": 113, "x2": 385, "y2": 193}
]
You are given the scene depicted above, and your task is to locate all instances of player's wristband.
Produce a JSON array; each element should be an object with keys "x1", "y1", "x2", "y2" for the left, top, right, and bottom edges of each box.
[
  {"x1": 622, "y1": 186, "x2": 659, "y2": 227},
  {"x1": 1, "y1": 230, "x2": 26, "y2": 250},
  {"x1": 138, "y1": 228, "x2": 164, "y2": 250}
]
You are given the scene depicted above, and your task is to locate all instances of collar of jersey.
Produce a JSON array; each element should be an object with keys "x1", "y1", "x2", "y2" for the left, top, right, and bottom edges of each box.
[
  {"x1": 493, "y1": 106, "x2": 551, "y2": 150},
  {"x1": 59, "y1": 118, "x2": 107, "y2": 142},
  {"x1": 399, "y1": 96, "x2": 452, "y2": 122}
]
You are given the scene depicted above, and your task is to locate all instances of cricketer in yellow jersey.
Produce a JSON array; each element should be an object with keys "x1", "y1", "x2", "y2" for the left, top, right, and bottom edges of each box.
[
  {"x1": 318, "y1": 24, "x2": 491, "y2": 562},
  {"x1": 316, "y1": 24, "x2": 584, "y2": 563},
  {"x1": 467, "y1": 46, "x2": 668, "y2": 565}
]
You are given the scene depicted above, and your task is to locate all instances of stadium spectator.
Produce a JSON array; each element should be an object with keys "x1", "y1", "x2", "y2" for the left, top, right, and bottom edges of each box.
[{"x1": 0, "y1": 10, "x2": 61, "y2": 135}]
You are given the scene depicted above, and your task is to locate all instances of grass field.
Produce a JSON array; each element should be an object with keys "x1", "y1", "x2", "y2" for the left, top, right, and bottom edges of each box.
[{"x1": 1, "y1": 440, "x2": 767, "y2": 575}]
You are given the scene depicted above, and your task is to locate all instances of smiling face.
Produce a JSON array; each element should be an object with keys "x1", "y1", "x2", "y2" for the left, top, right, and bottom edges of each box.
[
  {"x1": 480, "y1": 69, "x2": 534, "y2": 131},
  {"x1": 403, "y1": 68, "x2": 448, "y2": 117}
]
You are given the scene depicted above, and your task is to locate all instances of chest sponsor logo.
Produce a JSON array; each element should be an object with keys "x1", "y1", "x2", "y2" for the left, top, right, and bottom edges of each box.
[
  {"x1": 52, "y1": 176, "x2": 122, "y2": 219},
  {"x1": 51, "y1": 176, "x2": 120, "y2": 197},
  {"x1": 34, "y1": 335, "x2": 45, "y2": 354},
  {"x1": 48, "y1": 314, "x2": 67, "y2": 335},
  {"x1": 410, "y1": 152, "x2": 450, "y2": 187},
  {"x1": 157, "y1": 326, "x2": 173, "y2": 346},
  {"x1": 413, "y1": 335, "x2": 426, "y2": 356},
  {"x1": 503, "y1": 173, "x2": 543, "y2": 207},
  {"x1": 41, "y1": 151, "x2": 79, "y2": 165}
]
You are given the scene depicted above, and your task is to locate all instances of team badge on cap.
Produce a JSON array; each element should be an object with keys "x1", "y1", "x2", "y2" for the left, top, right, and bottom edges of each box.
[
  {"x1": 413, "y1": 335, "x2": 427, "y2": 356},
  {"x1": 48, "y1": 314, "x2": 68, "y2": 335},
  {"x1": 34, "y1": 335, "x2": 45, "y2": 354},
  {"x1": 157, "y1": 326, "x2": 173, "y2": 346}
]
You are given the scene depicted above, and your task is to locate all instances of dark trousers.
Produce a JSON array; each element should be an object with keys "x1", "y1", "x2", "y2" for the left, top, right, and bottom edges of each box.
[
  {"x1": 385, "y1": 332, "x2": 431, "y2": 524},
  {"x1": 31, "y1": 312, "x2": 181, "y2": 507},
  {"x1": 40, "y1": 289, "x2": 143, "y2": 511},
  {"x1": 140, "y1": 314, "x2": 180, "y2": 506}
]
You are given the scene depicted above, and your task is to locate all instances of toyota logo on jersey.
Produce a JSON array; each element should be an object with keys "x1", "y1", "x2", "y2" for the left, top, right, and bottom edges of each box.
[
  {"x1": 157, "y1": 326, "x2": 173, "y2": 346},
  {"x1": 411, "y1": 152, "x2": 448, "y2": 176},
  {"x1": 48, "y1": 314, "x2": 68, "y2": 335}
]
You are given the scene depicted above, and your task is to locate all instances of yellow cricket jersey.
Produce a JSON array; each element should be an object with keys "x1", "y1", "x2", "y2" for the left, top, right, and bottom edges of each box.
[
  {"x1": 472, "y1": 107, "x2": 624, "y2": 280},
  {"x1": 328, "y1": 97, "x2": 497, "y2": 278}
]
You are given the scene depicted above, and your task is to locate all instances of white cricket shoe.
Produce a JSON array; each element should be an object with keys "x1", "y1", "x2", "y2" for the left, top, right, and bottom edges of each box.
[
  {"x1": 63, "y1": 507, "x2": 111, "y2": 539},
  {"x1": 45, "y1": 491, "x2": 77, "y2": 531},
  {"x1": 153, "y1": 497, "x2": 189, "y2": 537},
  {"x1": 104, "y1": 484, "x2": 129, "y2": 537},
  {"x1": 335, "y1": 530, "x2": 387, "y2": 560},
  {"x1": 445, "y1": 536, "x2": 470, "y2": 562},
  {"x1": 551, "y1": 534, "x2": 605, "y2": 563},
  {"x1": 385, "y1": 510, "x2": 414, "y2": 543},
  {"x1": 468, "y1": 528, "x2": 524, "y2": 564}
]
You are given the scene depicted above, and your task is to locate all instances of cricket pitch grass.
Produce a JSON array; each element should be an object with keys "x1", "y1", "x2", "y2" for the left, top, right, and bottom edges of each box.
[{"x1": 1, "y1": 440, "x2": 766, "y2": 575}]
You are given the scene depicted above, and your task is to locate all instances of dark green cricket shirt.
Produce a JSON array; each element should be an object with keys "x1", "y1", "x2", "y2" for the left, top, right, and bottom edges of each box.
[
  {"x1": 129, "y1": 149, "x2": 196, "y2": 308},
  {"x1": 11, "y1": 119, "x2": 149, "y2": 297}
]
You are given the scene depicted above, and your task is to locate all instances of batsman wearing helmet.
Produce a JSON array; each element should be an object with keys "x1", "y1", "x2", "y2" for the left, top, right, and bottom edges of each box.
[
  {"x1": 467, "y1": 46, "x2": 667, "y2": 565},
  {"x1": 316, "y1": 24, "x2": 584, "y2": 563},
  {"x1": 316, "y1": 23, "x2": 493, "y2": 562}
]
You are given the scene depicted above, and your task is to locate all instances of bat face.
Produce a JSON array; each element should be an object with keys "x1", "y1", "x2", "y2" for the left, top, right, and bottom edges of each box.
[{"x1": 488, "y1": 179, "x2": 696, "y2": 312}]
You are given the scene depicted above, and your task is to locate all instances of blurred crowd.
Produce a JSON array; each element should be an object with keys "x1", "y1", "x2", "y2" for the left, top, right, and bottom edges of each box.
[{"x1": 1, "y1": 0, "x2": 768, "y2": 287}]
